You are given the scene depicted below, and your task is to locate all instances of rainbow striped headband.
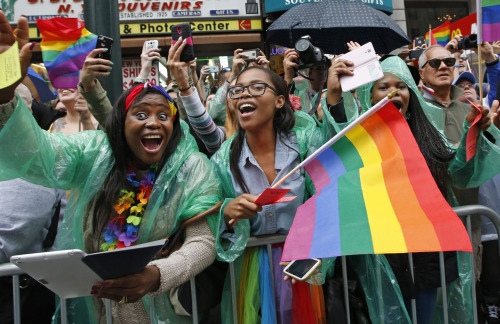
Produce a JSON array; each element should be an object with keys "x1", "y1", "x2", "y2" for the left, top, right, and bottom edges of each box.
[{"x1": 125, "y1": 82, "x2": 177, "y2": 120}]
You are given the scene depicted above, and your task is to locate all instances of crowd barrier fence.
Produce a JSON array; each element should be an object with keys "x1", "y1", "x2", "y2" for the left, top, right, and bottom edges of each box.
[{"x1": 1, "y1": 204, "x2": 499, "y2": 324}]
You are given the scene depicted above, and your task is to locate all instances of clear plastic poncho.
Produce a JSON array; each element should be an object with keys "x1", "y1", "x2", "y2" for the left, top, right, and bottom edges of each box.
[{"x1": 0, "y1": 97, "x2": 221, "y2": 323}]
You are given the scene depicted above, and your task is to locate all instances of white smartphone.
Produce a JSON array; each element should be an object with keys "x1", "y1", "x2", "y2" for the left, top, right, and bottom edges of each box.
[
  {"x1": 335, "y1": 42, "x2": 383, "y2": 92},
  {"x1": 283, "y1": 258, "x2": 322, "y2": 281},
  {"x1": 145, "y1": 40, "x2": 159, "y2": 51}
]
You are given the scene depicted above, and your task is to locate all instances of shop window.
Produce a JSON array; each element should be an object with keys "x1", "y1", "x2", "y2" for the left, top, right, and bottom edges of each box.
[{"x1": 405, "y1": 1, "x2": 468, "y2": 39}]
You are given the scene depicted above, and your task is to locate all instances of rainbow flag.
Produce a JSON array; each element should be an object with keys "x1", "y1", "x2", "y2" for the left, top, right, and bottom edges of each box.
[
  {"x1": 37, "y1": 18, "x2": 97, "y2": 89},
  {"x1": 425, "y1": 20, "x2": 450, "y2": 47},
  {"x1": 481, "y1": 0, "x2": 500, "y2": 42},
  {"x1": 281, "y1": 100, "x2": 472, "y2": 261}
]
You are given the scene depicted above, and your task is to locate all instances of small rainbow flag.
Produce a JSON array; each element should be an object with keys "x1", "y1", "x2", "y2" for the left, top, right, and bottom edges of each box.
[
  {"x1": 481, "y1": 0, "x2": 500, "y2": 42},
  {"x1": 281, "y1": 100, "x2": 472, "y2": 261},
  {"x1": 37, "y1": 18, "x2": 97, "y2": 89},
  {"x1": 425, "y1": 20, "x2": 450, "y2": 47}
]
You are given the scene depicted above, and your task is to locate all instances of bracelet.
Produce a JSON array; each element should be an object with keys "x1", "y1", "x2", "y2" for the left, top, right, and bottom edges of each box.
[
  {"x1": 485, "y1": 56, "x2": 499, "y2": 67},
  {"x1": 179, "y1": 86, "x2": 192, "y2": 92}
]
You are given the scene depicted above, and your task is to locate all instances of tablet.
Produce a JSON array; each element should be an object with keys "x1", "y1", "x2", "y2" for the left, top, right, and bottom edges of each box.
[{"x1": 11, "y1": 250, "x2": 102, "y2": 299}]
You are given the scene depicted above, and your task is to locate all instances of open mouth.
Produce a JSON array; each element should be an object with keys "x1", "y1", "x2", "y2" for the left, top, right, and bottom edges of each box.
[
  {"x1": 141, "y1": 134, "x2": 164, "y2": 153},
  {"x1": 391, "y1": 100, "x2": 403, "y2": 111},
  {"x1": 239, "y1": 103, "x2": 257, "y2": 117}
]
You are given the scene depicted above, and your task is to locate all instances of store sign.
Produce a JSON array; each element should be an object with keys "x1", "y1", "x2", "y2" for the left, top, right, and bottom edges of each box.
[
  {"x1": 5, "y1": 0, "x2": 260, "y2": 23},
  {"x1": 264, "y1": 0, "x2": 393, "y2": 14},
  {"x1": 122, "y1": 59, "x2": 159, "y2": 90},
  {"x1": 449, "y1": 13, "x2": 477, "y2": 38},
  {"x1": 28, "y1": 18, "x2": 262, "y2": 38}
]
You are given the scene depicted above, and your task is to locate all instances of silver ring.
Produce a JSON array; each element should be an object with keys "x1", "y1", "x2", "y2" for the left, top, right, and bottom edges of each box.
[{"x1": 147, "y1": 53, "x2": 152, "y2": 57}]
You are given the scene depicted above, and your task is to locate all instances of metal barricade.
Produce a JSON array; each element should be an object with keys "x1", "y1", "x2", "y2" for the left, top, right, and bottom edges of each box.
[{"x1": 2, "y1": 205, "x2": 500, "y2": 323}]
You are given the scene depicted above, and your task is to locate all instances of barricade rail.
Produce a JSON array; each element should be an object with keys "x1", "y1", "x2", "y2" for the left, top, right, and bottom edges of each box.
[{"x1": 1, "y1": 205, "x2": 499, "y2": 324}]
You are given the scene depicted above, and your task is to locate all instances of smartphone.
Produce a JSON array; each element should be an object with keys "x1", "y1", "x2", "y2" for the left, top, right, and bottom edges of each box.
[
  {"x1": 283, "y1": 258, "x2": 322, "y2": 281},
  {"x1": 171, "y1": 23, "x2": 195, "y2": 62},
  {"x1": 207, "y1": 65, "x2": 219, "y2": 73},
  {"x1": 409, "y1": 49, "x2": 424, "y2": 60},
  {"x1": 95, "y1": 35, "x2": 113, "y2": 60},
  {"x1": 335, "y1": 42, "x2": 383, "y2": 92},
  {"x1": 145, "y1": 40, "x2": 159, "y2": 51},
  {"x1": 241, "y1": 48, "x2": 260, "y2": 62},
  {"x1": 414, "y1": 36, "x2": 426, "y2": 47}
]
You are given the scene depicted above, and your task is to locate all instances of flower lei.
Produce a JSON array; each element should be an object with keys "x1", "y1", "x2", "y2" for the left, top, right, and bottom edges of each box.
[{"x1": 100, "y1": 164, "x2": 157, "y2": 251}]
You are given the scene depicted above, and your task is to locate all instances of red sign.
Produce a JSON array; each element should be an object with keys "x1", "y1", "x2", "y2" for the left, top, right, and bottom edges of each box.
[
  {"x1": 122, "y1": 59, "x2": 159, "y2": 90},
  {"x1": 450, "y1": 13, "x2": 477, "y2": 37},
  {"x1": 239, "y1": 20, "x2": 251, "y2": 30}
]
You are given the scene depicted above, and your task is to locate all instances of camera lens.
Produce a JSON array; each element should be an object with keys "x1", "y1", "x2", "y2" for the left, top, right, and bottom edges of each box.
[{"x1": 295, "y1": 38, "x2": 311, "y2": 52}]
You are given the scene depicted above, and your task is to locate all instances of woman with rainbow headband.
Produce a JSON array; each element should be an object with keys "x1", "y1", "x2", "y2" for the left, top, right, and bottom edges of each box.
[{"x1": 0, "y1": 12, "x2": 220, "y2": 323}]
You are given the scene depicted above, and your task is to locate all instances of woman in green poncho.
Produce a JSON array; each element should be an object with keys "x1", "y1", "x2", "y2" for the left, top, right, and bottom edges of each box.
[
  {"x1": 322, "y1": 55, "x2": 500, "y2": 324},
  {"x1": 0, "y1": 13, "x2": 220, "y2": 323}
]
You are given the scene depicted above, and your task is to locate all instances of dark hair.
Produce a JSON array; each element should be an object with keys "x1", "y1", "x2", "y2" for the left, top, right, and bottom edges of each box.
[
  {"x1": 229, "y1": 66, "x2": 295, "y2": 192},
  {"x1": 92, "y1": 84, "x2": 182, "y2": 233},
  {"x1": 217, "y1": 68, "x2": 231, "y2": 84},
  {"x1": 406, "y1": 90, "x2": 455, "y2": 195}
]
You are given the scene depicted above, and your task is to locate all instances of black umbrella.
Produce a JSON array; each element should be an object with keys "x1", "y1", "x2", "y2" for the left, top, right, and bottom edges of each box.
[{"x1": 266, "y1": 0, "x2": 411, "y2": 55}]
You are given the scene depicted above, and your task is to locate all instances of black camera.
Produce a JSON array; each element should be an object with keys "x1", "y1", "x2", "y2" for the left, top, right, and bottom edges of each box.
[
  {"x1": 457, "y1": 34, "x2": 477, "y2": 50},
  {"x1": 294, "y1": 36, "x2": 328, "y2": 69}
]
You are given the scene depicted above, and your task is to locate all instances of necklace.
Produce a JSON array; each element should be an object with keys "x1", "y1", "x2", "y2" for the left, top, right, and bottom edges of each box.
[{"x1": 100, "y1": 164, "x2": 157, "y2": 251}]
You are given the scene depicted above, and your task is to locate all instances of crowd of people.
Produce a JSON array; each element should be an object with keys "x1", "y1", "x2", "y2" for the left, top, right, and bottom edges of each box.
[{"x1": 1, "y1": 9, "x2": 500, "y2": 324}]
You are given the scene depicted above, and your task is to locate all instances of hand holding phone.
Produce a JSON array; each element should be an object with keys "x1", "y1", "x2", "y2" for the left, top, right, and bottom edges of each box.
[
  {"x1": 241, "y1": 48, "x2": 260, "y2": 62},
  {"x1": 283, "y1": 258, "x2": 322, "y2": 281},
  {"x1": 171, "y1": 23, "x2": 195, "y2": 62}
]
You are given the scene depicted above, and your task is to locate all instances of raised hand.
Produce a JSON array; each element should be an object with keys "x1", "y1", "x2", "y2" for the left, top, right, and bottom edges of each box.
[
  {"x1": 80, "y1": 48, "x2": 113, "y2": 91},
  {"x1": 0, "y1": 11, "x2": 34, "y2": 103}
]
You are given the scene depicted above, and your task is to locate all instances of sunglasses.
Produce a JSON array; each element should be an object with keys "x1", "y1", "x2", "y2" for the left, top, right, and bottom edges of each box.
[{"x1": 423, "y1": 57, "x2": 456, "y2": 69}]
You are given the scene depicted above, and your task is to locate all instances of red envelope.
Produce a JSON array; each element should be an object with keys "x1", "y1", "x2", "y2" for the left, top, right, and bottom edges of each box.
[{"x1": 254, "y1": 188, "x2": 297, "y2": 206}]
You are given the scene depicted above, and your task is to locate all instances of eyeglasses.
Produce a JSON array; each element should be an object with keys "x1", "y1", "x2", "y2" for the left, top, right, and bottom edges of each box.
[
  {"x1": 423, "y1": 57, "x2": 456, "y2": 69},
  {"x1": 228, "y1": 82, "x2": 278, "y2": 99},
  {"x1": 456, "y1": 82, "x2": 474, "y2": 90}
]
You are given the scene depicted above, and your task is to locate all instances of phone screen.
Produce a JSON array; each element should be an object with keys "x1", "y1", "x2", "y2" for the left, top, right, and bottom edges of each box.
[{"x1": 285, "y1": 259, "x2": 319, "y2": 279}]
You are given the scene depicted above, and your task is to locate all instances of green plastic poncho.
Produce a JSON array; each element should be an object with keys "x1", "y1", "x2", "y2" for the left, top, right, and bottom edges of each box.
[
  {"x1": 0, "y1": 96, "x2": 221, "y2": 323},
  {"x1": 339, "y1": 56, "x2": 500, "y2": 324},
  {"x1": 210, "y1": 110, "x2": 321, "y2": 263},
  {"x1": 208, "y1": 83, "x2": 229, "y2": 126}
]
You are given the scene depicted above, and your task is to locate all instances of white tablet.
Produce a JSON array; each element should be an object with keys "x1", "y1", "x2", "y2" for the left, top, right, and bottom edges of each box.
[{"x1": 11, "y1": 250, "x2": 103, "y2": 299}]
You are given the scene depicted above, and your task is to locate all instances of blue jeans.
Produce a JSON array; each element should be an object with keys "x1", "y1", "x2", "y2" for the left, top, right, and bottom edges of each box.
[{"x1": 404, "y1": 288, "x2": 438, "y2": 324}]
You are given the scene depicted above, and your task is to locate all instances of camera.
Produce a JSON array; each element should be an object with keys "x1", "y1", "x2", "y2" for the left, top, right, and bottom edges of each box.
[
  {"x1": 294, "y1": 35, "x2": 328, "y2": 69},
  {"x1": 457, "y1": 34, "x2": 477, "y2": 50}
]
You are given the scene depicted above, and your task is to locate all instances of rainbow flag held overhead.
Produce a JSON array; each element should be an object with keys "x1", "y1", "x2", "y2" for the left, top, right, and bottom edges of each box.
[
  {"x1": 37, "y1": 18, "x2": 97, "y2": 89},
  {"x1": 425, "y1": 20, "x2": 451, "y2": 47},
  {"x1": 481, "y1": 0, "x2": 500, "y2": 42},
  {"x1": 281, "y1": 100, "x2": 472, "y2": 261}
]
